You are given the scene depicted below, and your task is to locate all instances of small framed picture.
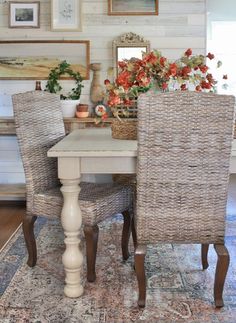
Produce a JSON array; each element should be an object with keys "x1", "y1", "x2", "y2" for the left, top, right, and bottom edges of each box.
[
  {"x1": 9, "y1": 1, "x2": 40, "y2": 28},
  {"x1": 108, "y1": 0, "x2": 158, "y2": 16},
  {"x1": 51, "y1": 0, "x2": 82, "y2": 31}
]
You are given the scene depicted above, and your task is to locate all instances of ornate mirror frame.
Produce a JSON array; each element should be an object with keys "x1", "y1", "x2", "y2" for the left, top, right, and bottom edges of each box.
[{"x1": 113, "y1": 32, "x2": 150, "y2": 77}]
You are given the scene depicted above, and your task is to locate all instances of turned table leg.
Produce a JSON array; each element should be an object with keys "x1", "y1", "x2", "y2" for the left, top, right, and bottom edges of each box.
[{"x1": 60, "y1": 178, "x2": 84, "y2": 298}]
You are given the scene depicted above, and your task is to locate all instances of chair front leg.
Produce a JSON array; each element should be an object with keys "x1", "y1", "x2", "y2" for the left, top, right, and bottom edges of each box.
[
  {"x1": 23, "y1": 213, "x2": 37, "y2": 267},
  {"x1": 135, "y1": 245, "x2": 147, "y2": 307},
  {"x1": 214, "y1": 244, "x2": 230, "y2": 308},
  {"x1": 121, "y1": 210, "x2": 132, "y2": 260},
  {"x1": 131, "y1": 215, "x2": 137, "y2": 250},
  {"x1": 84, "y1": 224, "x2": 99, "y2": 282},
  {"x1": 201, "y1": 244, "x2": 209, "y2": 270}
]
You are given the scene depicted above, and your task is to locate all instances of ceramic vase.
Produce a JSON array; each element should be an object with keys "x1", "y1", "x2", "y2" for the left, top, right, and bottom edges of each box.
[{"x1": 60, "y1": 100, "x2": 80, "y2": 118}]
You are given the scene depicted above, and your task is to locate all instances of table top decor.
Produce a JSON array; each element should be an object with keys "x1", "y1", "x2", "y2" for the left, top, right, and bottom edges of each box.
[
  {"x1": 104, "y1": 48, "x2": 227, "y2": 120},
  {"x1": 45, "y1": 60, "x2": 84, "y2": 100},
  {"x1": 45, "y1": 60, "x2": 84, "y2": 117}
]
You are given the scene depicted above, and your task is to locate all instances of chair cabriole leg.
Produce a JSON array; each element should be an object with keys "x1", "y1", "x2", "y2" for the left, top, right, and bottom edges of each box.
[
  {"x1": 84, "y1": 224, "x2": 99, "y2": 282},
  {"x1": 214, "y1": 243, "x2": 230, "y2": 308},
  {"x1": 23, "y1": 213, "x2": 37, "y2": 267},
  {"x1": 121, "y1": 210, "x2": 132, "y2": 260},
  {"x1": 201, "y1": 244, "x2": 209, "y2": 270},
  {"x1": 135, "y1": 245, "x2": 147, "y2": 307}
]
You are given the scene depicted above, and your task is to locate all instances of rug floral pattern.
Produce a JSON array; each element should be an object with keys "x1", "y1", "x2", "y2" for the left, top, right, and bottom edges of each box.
[{"x1": 1, "y1": 215, "x2": 236, "y2": 323}]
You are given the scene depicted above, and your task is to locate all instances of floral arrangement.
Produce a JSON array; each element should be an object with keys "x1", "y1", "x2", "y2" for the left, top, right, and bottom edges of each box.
[{"x1": 102, "y1": 48, "x2": 227, "y2": 121}]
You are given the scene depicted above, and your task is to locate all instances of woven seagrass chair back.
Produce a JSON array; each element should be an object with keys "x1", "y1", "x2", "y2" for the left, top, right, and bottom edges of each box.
[
  {"x1": 136, "y1": 91, "x2": 235, "y2": 245},
  {"x1": 12, "y1": 91, "x2": 65, "y2": 210}
]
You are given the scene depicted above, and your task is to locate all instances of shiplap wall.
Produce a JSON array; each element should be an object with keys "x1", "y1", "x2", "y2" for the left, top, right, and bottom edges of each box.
[{"x1": 0, "y1": 0, "x2": 206, "y2": 185}]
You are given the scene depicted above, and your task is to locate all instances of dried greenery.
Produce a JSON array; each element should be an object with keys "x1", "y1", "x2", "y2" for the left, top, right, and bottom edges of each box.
[{"x1": 45, "y1": 60, "x2": 83, "y2": 100}]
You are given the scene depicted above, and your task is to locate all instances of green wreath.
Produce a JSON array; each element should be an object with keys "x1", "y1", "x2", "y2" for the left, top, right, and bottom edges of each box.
[{"x1": 45, "y1": 60, "x2": 84, "y2": 100}]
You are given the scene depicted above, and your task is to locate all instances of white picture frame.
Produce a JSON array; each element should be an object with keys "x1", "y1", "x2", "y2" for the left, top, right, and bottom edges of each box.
[
  {"x1": 9, "y1": 1, "x2": 40, "y2": 28},
  {"x1": 51, "y1": 0, "x2": 82, "y2": 31}
]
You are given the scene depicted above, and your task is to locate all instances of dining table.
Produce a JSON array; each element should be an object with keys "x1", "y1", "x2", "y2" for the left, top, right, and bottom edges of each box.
[{"x1": 47, "y1": 127, "x2": 236, "y2": 298}]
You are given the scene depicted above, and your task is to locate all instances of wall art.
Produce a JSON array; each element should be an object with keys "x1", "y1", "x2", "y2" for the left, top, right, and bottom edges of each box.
[{"x1": 0, "y1": 40, "x2": 90, "y2": 80}]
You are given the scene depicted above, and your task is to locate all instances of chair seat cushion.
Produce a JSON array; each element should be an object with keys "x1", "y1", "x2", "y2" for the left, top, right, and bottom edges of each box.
[{"x1": 32, "y1": 182, "x2": 132, "y2": 226}]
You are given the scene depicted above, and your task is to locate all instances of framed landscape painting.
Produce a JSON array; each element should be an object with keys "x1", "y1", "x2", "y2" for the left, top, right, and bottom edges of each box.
[
  {"x1": 0, "y1": 40, "x2": 90, "y2": 80},
  {"x1": 108, "y1": 0, "x2": 158, "y2": 15},
  {"x1": 51, "y1": 0, "x2": 82, "y2": 31},
  {"x1": 9, "y1": 1, "x2": 40, "y2": 28}
]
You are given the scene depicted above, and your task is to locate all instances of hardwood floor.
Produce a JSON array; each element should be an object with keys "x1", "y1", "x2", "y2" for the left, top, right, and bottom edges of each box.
[{"x1": 0, "y1": 202, "x2": 25, "y2": 251}]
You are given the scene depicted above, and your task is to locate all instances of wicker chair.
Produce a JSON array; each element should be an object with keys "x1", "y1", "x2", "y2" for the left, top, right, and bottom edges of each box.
[
  {"x1": 135, "y1": 91, "x2": 235, "y2": 308},
  {"x1": 12, "y1": 91, "x2": 133, "y2": 282}
]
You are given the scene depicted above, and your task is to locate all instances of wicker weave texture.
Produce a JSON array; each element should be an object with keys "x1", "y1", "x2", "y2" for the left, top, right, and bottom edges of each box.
[
  {"x1": 12, "y1": 91, "x2": 132, "y2": 224},
  {"x1": 136, "y1": 91, "x2": 235, "y2": 244},
  {"x1": 33, "y1": 182, "x2": 132, "y2": 226},
  {"x1": 111, "y1": 119, "x2": 137, "y2": 140},
  {"x1": 12, "y1": 91, "x2": 65, "y2": 212}
]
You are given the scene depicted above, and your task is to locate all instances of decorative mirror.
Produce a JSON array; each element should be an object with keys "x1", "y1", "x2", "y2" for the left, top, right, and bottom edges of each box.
[{"x1": 113, "y1": 32, "x2": 150, "y2": 76}]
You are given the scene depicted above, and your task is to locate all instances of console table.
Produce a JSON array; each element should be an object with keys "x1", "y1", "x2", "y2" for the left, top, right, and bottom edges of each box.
[{"x1": 0, "y1": 116, "x2": 113, "y2": 135}]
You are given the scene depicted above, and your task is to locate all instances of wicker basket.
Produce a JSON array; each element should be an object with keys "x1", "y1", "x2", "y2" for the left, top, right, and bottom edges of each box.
[
  {"x1": 111, "y1": 118, "x2": 137, "y2": 186},
  {"x1": 111, "y1": 119, "x2": 137, "y2": 140},
  {"x1": 116, "y1": 106, "x2": 137, "y2": 118}
]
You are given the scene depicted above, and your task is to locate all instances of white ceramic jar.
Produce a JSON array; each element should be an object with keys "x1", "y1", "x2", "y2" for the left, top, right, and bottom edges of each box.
[{"x1": 60, "y1": 99, "x2": 80, "y2": 118}]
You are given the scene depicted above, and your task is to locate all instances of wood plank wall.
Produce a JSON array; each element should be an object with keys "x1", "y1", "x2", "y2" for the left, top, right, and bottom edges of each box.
[{"x1": 0, "y1": 0, "x2": 206, "y2": 187}]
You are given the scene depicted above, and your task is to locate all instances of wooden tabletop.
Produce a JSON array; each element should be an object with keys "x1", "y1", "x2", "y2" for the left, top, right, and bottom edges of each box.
[{"x1": 48, "y1": 128, "x2": 137, "y2": 158}]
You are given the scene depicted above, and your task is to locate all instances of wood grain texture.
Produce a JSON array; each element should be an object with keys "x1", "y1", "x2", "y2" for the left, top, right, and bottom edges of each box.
[
  {"x1": 0, "y1": 203, "x2": 25, "y2": 250},
  {"x1": 0, "y1": 117, "x2": 115, "y2": 135},
  {"x1": 0, "y1": 184, "x2": 26, "y2": 198}
]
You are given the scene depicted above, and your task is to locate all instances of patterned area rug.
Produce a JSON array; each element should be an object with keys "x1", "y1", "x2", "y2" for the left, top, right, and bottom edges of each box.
[{"x1": 1, "y1": 214, "x2": 236, "y2": 323}]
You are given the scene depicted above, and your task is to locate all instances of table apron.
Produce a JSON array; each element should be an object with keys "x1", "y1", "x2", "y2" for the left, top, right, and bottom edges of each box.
[
  {"x1": 58, "y1": 156, "x2": 137, "y2": 177},
  {"x1": 80, "y1": 156, "x2": 137, "y2": 174}
]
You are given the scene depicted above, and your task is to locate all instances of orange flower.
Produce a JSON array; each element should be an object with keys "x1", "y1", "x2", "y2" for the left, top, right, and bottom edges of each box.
[
  {"x1": 195, "y1": 85, "x2": 202, "y2": 92},
  {"x1": 104, "y1": 79, "x2": 110, "y2": 85},
  {"x1": 160, "y1": 57, "x2": 167, "y2": 67},
  {"x1": 200, "y1": 81, "x2": 212, "y2": 90},
  {"x1": 162, "y1": 83, "x2": 168, "y2": 90},
  {"x1": 101, "y1": 48, "x2": 226, "y2": 123},
  {"x1": 136, "y1": 70, "x2": 151, "y2": 87},
  {"x1": 143, "y1": 52, "x2": 158, "y2": 64},
  {"x1": 199, "y1": 65, "x2": 209, "y2": 73},
  {"x1": 206, "y1": 73, "x2": 216, "y2": 85},
  {"x1": 185, "y1": 48, "x2": 192, "y2": 57},
  {"x1": 169, "y1": 63, "x2": 177, "y2": 76},
  {"x1": 107, "y1": 94, "x2": 121, "y2": 107},
  {"x1": 116, "y1": 70, "x2": 132, "y2": 90},
  {"x1": 123, "y1": 98, "x2": 133, "y2": 106},
  {"x1": 101, "y1": 113, "x2": 108, "y2": 121},
  {"x1": 207, "y1": 52, "x2": 215, "y2": 60},
  {"x1": 180, "y1": 66, "x2": 192, "y2": 77},
  {"x1": 118, "y1": 61, "x2": 127, "y2": 69}
]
